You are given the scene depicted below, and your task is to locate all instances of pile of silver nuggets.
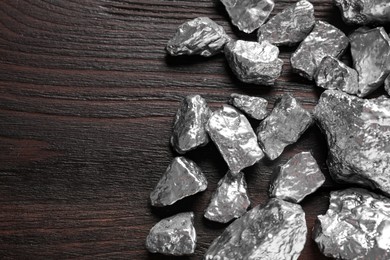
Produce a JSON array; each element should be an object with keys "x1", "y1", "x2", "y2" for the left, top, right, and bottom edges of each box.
[{"x1": 146, "y1": 0, "x2": 390, "y2": 259}]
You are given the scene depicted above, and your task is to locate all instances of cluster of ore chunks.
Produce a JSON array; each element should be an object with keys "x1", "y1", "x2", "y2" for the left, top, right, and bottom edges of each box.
[{"x1": 146, "y1": 0, "x2": 390, "y2": 259}]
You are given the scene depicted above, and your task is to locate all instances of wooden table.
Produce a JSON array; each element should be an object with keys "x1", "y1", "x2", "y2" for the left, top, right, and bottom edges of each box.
[{"x1": 1, "y1": 0, "x2": 385, "y2": 259}]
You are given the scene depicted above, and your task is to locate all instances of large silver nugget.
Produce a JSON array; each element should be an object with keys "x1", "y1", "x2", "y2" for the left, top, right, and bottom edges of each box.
[
  {"x1": 166, "y1": 17, "x2": 230, "y2": 57},
  {"x1": 206, "y1": 104, "x2": 264, "y2": 174},
  {"x1": 220, "y1": 0, "x2": 274, "y2": 33},
  {"x1": 204, "y1": 198, "x2": 307, "y2": 260},
  {"x1": 150, "y1": 157, "x2": 208, "y2": 207},
  {"x1": 270, "y1": 151, "x2": 325, "y2": 203},
  {"x1": 334, "y1": 0, "x2": 390, "y2": 25},
  {"x1": 385, "y1": 74, "x2": 390, "y2": 96},
  {"x1": 314, "y1": 90, "x2": 390, "y2": 195},
  {"x1": 257, "y1": 94, "x2": 313, "y2": 160},
  {"x1": 171, "y1": 95, "x2": 211, "y2": 154},
  {"x1": 146, "y1": 212, "x2": 196, "y2": 255},
  {"x1": 204, "y1": 171, "x2": 250, "y2": 223},
  {"x1": 350, "y1": 27, "x2": 390, "y2": 97},
  {"x1": 314, "y1": 56, "x2": 359, "y2": 95},
  {"x1": 257, "y1": 0, "x2": 315, "y2": 46},
  {"x1": 229, "y1": 93, "x2": 268, "y2": 120},
  {"x1": 224, "y1": 40, "x2": 283, "y2": 85},
  {"x1": 291, "y1": 21, "x2": 349, "y2": 80},
  {"x1": 313, "y1": 188, "x2": 390, "y2": 259}
]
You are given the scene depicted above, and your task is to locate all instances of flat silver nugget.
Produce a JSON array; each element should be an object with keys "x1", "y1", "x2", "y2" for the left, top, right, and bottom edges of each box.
[
  {"x1": 334, "y1": 0, "x2": 390, "y2": 25},
  {"x1": 257, "y1": 0, "x2": 315, "y2": 46},
  {"x1": 315, "y1": 90, "x2": 390, "y2": 196},
  {"x1": 313, "y1": 188, "x2": 390, "y2": 259},
  {"x1": 150, "y1": 157, "x2": 207, "y2": 207},
  {"x1": 220, "y1": 0, "x2": 274, "y2": 33},
  {"x1": 229, "y1": 93, "x2": 268, "y2": 120},
  {"x1": 270, "y1": 151, "x2": 325, "y2": 203},
  {"x1": 171, "y1": 95, "x2": 211, "y2": 154},
  {"x1": 204, "y1": 171, "x2": 250, "y2": 223},
  {"x1": 206, "y1": 104, "x2": 264, "y2": 174},
  {"x1": 350, "y1": 27, "x2": 390, "y2": 97},
  {"x1": 257, "y1": 94, "x2": 313, "y2": 160},
  {"x1": 291, "y1": 21, "x2": 349, "y2": 80},
  {"x1": 166, "y1": 17, "x2": 230, "y2": 57},
  {"x1": 224, "y1": 40, "x2": 283, "y2": 85},
  {"x1": 204, "y1": 198, "x2": 307, "y2": 260},
  {"x1": 146, "y1": 212, "x2": 196, "y2": 255},
  {"x1": 314, "y1": 56, "x2": 359, "y2": 95}
]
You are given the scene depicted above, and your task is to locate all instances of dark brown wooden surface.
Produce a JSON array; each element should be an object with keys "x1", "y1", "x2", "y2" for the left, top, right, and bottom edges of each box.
[{"x1": 0, "y1": 0, "x2": 383, "y2": 259}]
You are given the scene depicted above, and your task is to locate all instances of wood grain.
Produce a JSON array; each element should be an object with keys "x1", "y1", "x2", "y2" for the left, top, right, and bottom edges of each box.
[{"x1": 0, "y1": 0, "x2": 384, "y2": 259}]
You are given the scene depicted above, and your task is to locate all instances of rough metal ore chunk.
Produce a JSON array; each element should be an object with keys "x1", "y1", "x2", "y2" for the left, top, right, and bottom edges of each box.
[
  {"x1": 150, "y1": 157, "x2": 207, "y2": 207},
  {"x1": 146, "y1": 212, "x2": 196, "y2": 255},
  {"x1": 204, "y1": 171, "x2": 250, "y2": 223},
  {"x1": 334, "y1": 0, "x2": 390, "y2": 25},
  {"x1": 270, "y1": 151, "x2": 325, "y2": 203},
  {"x1": 314, "y1": 90, "x2": 390, "y2": 195},
  {"x1": 229, "y1": 93, "x2": 268, "y2": 120},
  {"x1": 385, "y1": 74, "x2": 390, "y2": 96},
  {"x1": 220, "y1": 0, "x2": 274, "y2": 33},
  {"x1": 314, "y1": 56, "x2": 359, "y2": 95},
  {"x1": 257, "y1": 0, "x2": 315, "y2": 46},
  {"x1": 291, "y1": 21, "x2": 349, "y2": 80},
  {"x1": 206, "y1": 104, "x2": 264, "y2": 174},
  {"x1": 166, "y1": 17, "x2": 230, "y2": 57},
  {"x1": 350, "y1": 27, "x2": 390, "y2": 97},
  {"x1": 224, "y1": 40, "x2": 283, "y2": 85},
  {"x1": 313, "y1": 188, "x2": 390, "y2": 259},
  {"x1": 257, "y1": 94, "x2": 313, "y2": 160},
  {"x1": 204, "y1": 198, "x2": 307, "y2": 260},
  {"x1": 171, "y1": 95, "x2": 211, "y2": 154}
]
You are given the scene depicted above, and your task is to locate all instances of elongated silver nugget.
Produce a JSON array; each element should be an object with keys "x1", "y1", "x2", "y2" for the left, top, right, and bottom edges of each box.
[
  {"x1": 166, "y1": 17, "x2": 230, "y2": 57},
  {"x1": 171, "y1": 95, "x2": 211, "y2": 154},
  {"x1": 257, "y1": 94, "x2": 313, "y2": 160},
  {"x1": 206, "y1": 105, "x2": 264, "y2": 173},
  {"x1": 204, "y1": 171, "x2": 250, "y2": 223}
]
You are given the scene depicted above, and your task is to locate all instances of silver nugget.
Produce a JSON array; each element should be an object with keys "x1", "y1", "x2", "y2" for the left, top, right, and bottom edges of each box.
[
  {"x1": 334, "y1": 0, "x2": 390, "y2": 25},
  {"x1": 204, "y1": 198, "x2": 307, "y2": 260},
  {"x1": 150, "y1": 157, "x2": 207, "y2": 207},
  {"x1": 171, "y1": 95, "x2": 211, "y2": 154},
  {"x1": 314, "y1": 56, "x2": 359, "y2": 95},
  {"x1": 291, "y1": 21, "x2": 349, "y2": 80},
  {"x1": 313, "y1": 188, "x2": 390, "y2": 259},
  {"x1": 257, "y1": 94, "x2": 313, "y2": 160},
  {"x1": 315, "y1": 90, "x2": 390, "y2": 195},
  {"x1": 206, "y1": 104, "x2": 264, "y2": 174},
  {"x1": 350, "y1": 27, "x2": 390, "y2": 97},
  {"x1": 385, "y1": 74, "x2": 390, "y2": 96},
  {"x1": 257, "y1": 0, "x2": 315, "y2": 46},
  {"x1": 270, "y1": 151, "x2": 325, "y2": 203},
  {"x1": 166, "y1": 17, "x2": 230, "y2": 57},
  {"x1": 224, "y1": 40, "x2": 283, "y2": 85},
  {"x1": 220, "y1": 0, "x2": 274, "y2": 33},
  {"x1": 146, "y1": 212, "x2": 196, "y2": 255},
  {"x1": 229, "y1": 93, "x2": 268, "y2": 120},
  {"x1": 204, "y1": 171, "x2": 250, "y2": 223}
]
